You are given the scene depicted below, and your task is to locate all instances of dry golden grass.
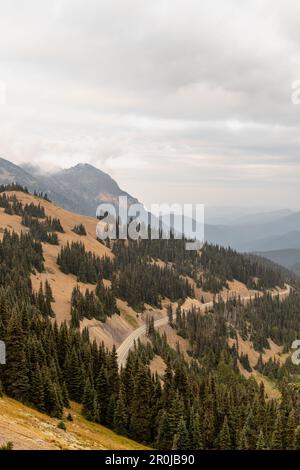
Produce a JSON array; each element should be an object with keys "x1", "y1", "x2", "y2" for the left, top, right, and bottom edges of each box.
[
  {"x1": 0, "y1": 192, "x2": 146, "y2": 349},
  {"x1": 80, "y1": 300, "x2": 143, "y2": 349},
  {"x1": 0, "y1": 192, "x2": 288, "y2": 397},
  {"x1": 0, "y1": 396, "x2": 149, "y2": 450},
  {"x1": 158, "y1": 324, "x2": 190, "y2": 359},
  {"x1": 252, "y1": 371, "x2": 281, "y2": 400},
  {"x1": 1, "y1": 192, "x2": 112, "y2": 324},
  {"x1": 237, "y1": 362, "x2": 281, "y2": 400},
  {"x1": 149, "y1": 355, "x2": 167, "y2": 378},
  {"x1": 228, "y1": 333, "x2": 286, "y2": 369}
]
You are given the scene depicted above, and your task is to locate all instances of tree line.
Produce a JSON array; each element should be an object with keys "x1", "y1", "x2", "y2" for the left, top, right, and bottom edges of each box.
[{"x1": 70, "y1": 280, "x2": 119, "y2": 326}]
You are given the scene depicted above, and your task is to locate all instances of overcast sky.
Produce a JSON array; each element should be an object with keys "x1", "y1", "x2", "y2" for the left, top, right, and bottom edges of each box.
[{"x1": 1, "y1": 0, "x2": 300, "y2": 208}]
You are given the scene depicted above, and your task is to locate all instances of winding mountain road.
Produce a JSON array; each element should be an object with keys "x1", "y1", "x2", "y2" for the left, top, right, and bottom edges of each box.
[{"x1": 116, "y1": 284, "x2": 291, "y2": 368}]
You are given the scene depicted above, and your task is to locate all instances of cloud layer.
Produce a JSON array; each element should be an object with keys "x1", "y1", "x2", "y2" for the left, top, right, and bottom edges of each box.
[{"x1": 1, "y1": 0, "x2": 300, "y2": 208}]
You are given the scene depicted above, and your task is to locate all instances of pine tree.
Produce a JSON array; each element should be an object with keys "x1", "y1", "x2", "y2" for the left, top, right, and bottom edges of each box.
[
  {"x1": 286, "y1": 409, "x2": 296, "y2": 450},
  {"x1": 237, "y1": 427, "x2": 248, "y2": 450},
  {"x1": 191, "y1": 412, "x2": 204, "y2": 450},
  {"x1": 107, "y1": 346, "x2": 120, "y2": 396},
  {"x1": 270, "y1": 416, "x2": 282, "y2": 450},
  {"x1": 293, "y1": 425, "x2": 300, "y2": 450},
  {"x1": 114, "y1": 384, "x2": 128, "y2": 435},
  {"x1": 256, "y1": 430, "x2": 267, "y2": 450},
  {"x1": 240, "y1": 409, "x2": 256, "y2": 449},
  {"x1": 167, "y1": 304, "x2": 173, "y2": 326},
  {"x1": 43, "y1": 371, "x2": 63, "y2": 418},
  {"x1": 4, "y1": 311, "x2": 29, "y2": 402},
  {"x1": 64, "y1": 347, "x2": 84, "y2": 402},
  {"x1": 156, "y1": 411, "x2": 174, "y2": 450},
  {"x1": 173, "y1": 417, "x2": 190, "y2": 450},
  {"x1": 96, "y1": 366, "x2": 109, "y2": 424},
  {"x1": 129, "y1": 364, "x2": 152, "y2": 442},
  {"x1": 82, "y1": 378, "x2": 99, "y2": 422},
  {"x1": 0, "y1": 289, "x2": 11, "y2": 328},
  {"x1": 162, "y1": 360, "x2": 173, "y2": 407},
  {"x1": 31, "y1": 366, "x2": 45, "y2": 412},
  {"x1": 106, "y1": 394, "x2": 116, "y2": 427},
  {"x1": 71, "y1": 307, "x2": 80, "y2": 329},
  {"x1": 218, "y1": 415, "x2": 232, "y2": 450},
  {"x1": 45, "y1": 280, "x2": 54, "y2": 302}
]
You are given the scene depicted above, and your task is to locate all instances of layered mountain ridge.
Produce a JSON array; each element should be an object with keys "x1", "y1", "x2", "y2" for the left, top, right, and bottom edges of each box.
[{"x1": 0, "y1": 157, "x2": 139, "y2": 217}]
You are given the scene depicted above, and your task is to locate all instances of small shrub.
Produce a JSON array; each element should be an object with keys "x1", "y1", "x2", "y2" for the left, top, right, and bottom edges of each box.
[
  {"x1": 0, "y1": 441, "x2": 14, "y2": 450},
  {"x1": 57, "y1": 421, "x2": 67, "y2": 431}
]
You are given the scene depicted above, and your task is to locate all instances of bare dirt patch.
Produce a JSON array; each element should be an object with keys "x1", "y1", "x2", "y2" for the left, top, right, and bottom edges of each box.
[{"x1": 149, "y1": 355, "x2": 167, "y2": 378}]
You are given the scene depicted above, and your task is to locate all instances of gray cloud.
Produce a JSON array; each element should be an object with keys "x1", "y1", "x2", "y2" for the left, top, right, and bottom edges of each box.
[{"x1": 0, "y1": 0, "x2": 300, "y2": 208}]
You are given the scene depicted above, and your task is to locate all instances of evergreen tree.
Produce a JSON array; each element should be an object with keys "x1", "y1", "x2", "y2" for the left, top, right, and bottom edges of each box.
[
  {"x1": 270, "y1": 416, "x2": 283, "y2": 450},
  {"x1": 114, "y1": 384, "x2": 128, "y2": 435},
  {"x1": 237, "y1": 427, "x2": 249, "y2": 450},
  {"x1": 218, "y1": 416, "x2": 232, "y2": 450},
  {"x1": 64, "y1": 348, "x2": 85, "y2": 402},
  {"x1": 256, "y1": 430, "x2": 267, "y2": 450},
  {"x1": 156, "y1": 411, "x2": 174, "y2": 450},
  {"x1": 4, "y1": 311, "x2": 29, "y2": 402},
  {"x1": 82, "y1": 378, "x2": 99, "y2": 422},
  {"x1": 96, "y1": 367, "x2": 109, "y2": 424},
  {"x1": 191, "y1": 412, "x2": 204, "y2": 450},
  {"x1": 43, "y1": 371, "x2": 63, "y2": 418},
  {"x1": 167, "y1": 304, "x2": 173, "y2": 326},
  {"x1": 286, "y1": 409, "x2": 296, "y2": 450},
  {"x1": 129, "y1": 363, "x2": 152, "y2": 443},
  {"x1": 173, "y1": 418, "x2": 190, "y2": 450},
  {"x1": 293, "y1": 425, "x2": 300, "y2": 450},
  {"x1": 30, "y1": 366, "x2": 45, "y2": 412}
]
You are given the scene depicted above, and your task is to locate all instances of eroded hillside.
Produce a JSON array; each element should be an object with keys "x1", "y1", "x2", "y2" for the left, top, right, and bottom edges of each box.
[
  {"x1": 0, "y1": 189, "x2": 270, "y2": 352},
  {"x1": 0, "y1": 188, "x2": 299, "y2": 451}
]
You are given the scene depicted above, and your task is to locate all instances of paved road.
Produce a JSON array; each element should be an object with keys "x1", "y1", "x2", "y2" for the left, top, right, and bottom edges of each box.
[
  {"x1": 116, "y1": 316, "x2": 169, "y2": 368},
  {"x1": 116, "y1": 284, "x2": 291, "y2": 368}
]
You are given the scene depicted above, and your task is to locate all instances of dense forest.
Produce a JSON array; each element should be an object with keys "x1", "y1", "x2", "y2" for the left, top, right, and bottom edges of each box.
[
  {"x1": 57, "y1": 237, "x2": 287, "y2": 313},
  {"x1": 57, "y1": 240, "x2": 194, "y2": 310},
  {"x1": 70, "y1": 280, "x2": 119, "y2": 326},
  {"x1": 0, "y1": 192, "x2": 64, "y2": 244},
  {"x1": 110, "y1": 237, "x2": 287, "y2": 293},
  {"x1": 1, "y1": 187, "x2": 300, "y2": 450},
  {"x1": 57, "y1": 241, "x2": 113, "y2": 282},
  {"x1": 0, "y1": 229, "x2": 121, "y2": 420}
]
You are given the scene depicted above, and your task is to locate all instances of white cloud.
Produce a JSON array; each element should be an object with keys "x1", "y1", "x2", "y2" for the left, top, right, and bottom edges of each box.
[{"x1": 0, "y1": 0, "x2": 300, "y2": 207}]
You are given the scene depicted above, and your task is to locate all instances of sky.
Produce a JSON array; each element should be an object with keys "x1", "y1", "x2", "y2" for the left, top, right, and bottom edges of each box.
[{"x1": 1, "y1": 0, "x2": 300, "y2": 208}]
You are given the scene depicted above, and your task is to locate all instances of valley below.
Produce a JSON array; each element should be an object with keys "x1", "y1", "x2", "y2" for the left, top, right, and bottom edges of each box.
[{"x1": 0, "y1": 186, "x2": 300, "y2": 451}]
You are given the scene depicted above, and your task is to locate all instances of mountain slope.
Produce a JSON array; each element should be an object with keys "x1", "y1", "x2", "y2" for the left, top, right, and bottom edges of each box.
[
  {"x1": 0, "y1": 157, "x2": 40, "y2": 190},
  {"x1": 1, "y1": 189, "x2": 289, "y2": 350},
  {"x1": 40, "y1": 163, "x2": 139, "y2": 216},
  {"x1": 0, "y1": 187, "x2": 299, "y2": 451},
  {"x1": 253, "y1": 248, "x2": 300, "y2": 276},
  {"x1": 205, "y1": 211, "x2": 300, "y2": 252},
  {"x1": 0, "y1": 157, "x2": 140, "y2": 217},
  {"x1": 0, "y1": 190, "x2": 168, "y2": 349},
  {"x1": 0, "y1": 396, "x2": 148, "y2": 450}
]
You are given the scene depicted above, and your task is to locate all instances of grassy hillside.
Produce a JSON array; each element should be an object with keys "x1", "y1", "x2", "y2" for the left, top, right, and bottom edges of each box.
[
  {"x1": 0, "y1": 191, "x2": 152, "y2": 348},
  {"x1": 0, "y1": 190, "x2": 268, "y2": 351},
  {"x1": 1, "y1": 188, "x2": 297, "y2": 450},
  {"x1": 0, "y1": 396, "x2": 149, "y2": 450}
]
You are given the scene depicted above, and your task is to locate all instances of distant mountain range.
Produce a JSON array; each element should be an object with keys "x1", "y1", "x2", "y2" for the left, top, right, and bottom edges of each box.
[
  {"x1": 204, "y1": 210, "x2": 300, "y2": 275},
  {"x1": 0, "y1": 157, "x2": 139, "y2": 216},
  {"x1": 1, "y1": 156, "x2": 300, "y2": 274},
  {"x1": 205, "y1": 212, "x2": 300, "y2": 252},
  {"x1": 253, "y1": 249, "x2": 300, "y2": 276}
]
